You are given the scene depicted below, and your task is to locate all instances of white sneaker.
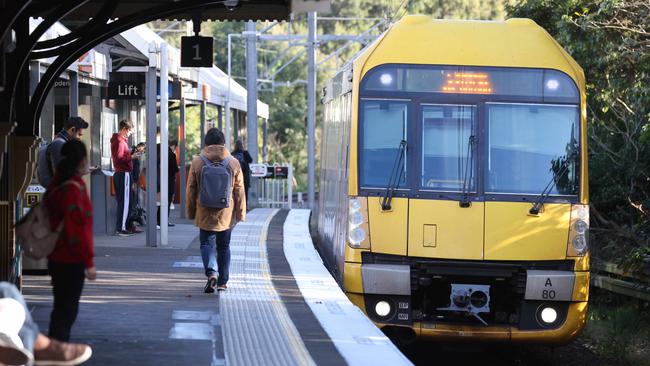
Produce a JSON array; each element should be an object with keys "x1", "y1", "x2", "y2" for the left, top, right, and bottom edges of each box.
[{"x1": 156, "y1": 225, "x2": 160, "y2": 230}]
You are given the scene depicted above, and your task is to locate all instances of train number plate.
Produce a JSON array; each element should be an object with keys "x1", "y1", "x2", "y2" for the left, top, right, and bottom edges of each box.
[{"x1": 524, "y1": 270, "x2": 575, "y2": 301}]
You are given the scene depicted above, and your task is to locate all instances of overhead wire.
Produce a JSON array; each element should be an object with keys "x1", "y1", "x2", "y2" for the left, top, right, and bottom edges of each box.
[{"x1": 390, "y1": 0, "x2": 409, "y2": 22}]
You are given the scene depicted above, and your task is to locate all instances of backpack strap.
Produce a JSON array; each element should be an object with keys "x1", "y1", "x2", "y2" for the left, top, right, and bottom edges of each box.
[
  {"x1": 199, "y1": 154, "x2": 215, "y2": 167},
  {"x1": 221, "y1": 156, "x2": 233, "y2": 167}
]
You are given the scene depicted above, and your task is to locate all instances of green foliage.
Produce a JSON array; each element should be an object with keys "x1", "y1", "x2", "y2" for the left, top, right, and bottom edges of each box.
[
  {"x1": 585, "y1": 291, "x2": 650, "y2": 364},
  {"x1": 150, "y1": 1, "x2": 516, "y2": 192},
  {"x1": 508, "y1": 0, "x2": 650, "y2": 270}
]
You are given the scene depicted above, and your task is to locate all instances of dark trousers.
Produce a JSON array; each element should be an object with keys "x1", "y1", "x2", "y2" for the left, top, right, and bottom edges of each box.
[
  {"x1": 113, "y1": 171, "x2": 131, "y2": 232},
  {"x1": 48, "y1": 261, "x2": 85, "y2": 342},
  {"x1": 199, "y1": 229, "x2": 232, "y2": 286},
  {"x1": 157, "y1": 177, "x2": 175, "y2": 224},
  {"x1": 244, "y1": 184, "x2": 249, "y2": 208}
]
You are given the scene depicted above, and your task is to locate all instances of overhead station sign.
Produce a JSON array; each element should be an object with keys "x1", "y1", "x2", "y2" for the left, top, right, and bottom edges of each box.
[
  {"x1": 181, "y1": 36, "x2": 214, "y2": 67},
  {"x1": 107, "y1": 73, "x2": 145, "y2": 99}
]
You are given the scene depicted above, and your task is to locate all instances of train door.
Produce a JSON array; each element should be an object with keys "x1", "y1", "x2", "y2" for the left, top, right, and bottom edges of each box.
[{"x1": 408, "y1": 103, "x2": 484, "y2": 260}]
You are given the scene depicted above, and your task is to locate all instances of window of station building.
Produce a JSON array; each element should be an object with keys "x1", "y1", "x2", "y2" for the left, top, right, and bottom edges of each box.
[
  {"x1": 421, "y1": 104, "x2": 476, "y2": 192},
  {"x1": 361, "y1": 65, "x2": 579, "y2": 102},
  {"x1": 486, "y1": 103, "x2": 580, "y2": 196},
  {"x1": 359, "y1": 99, "x2": 408, "y2": 188}
]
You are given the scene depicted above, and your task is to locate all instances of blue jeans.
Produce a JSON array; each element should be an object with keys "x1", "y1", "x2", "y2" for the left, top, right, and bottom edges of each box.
[
  {"x1": 0, "y1": 282, "x2": 38, "y2": 352},
  {"x1": 199, "y1": 229, "x2": 232, "y2": 286}
]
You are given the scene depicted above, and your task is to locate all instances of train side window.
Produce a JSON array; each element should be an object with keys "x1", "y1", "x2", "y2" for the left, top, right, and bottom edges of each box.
[
  {"x1": 359, "y1": 99, "x2": 408, "y2": 188},
  {"x1": 420, "y1": 104, "x2": 476, "y2": 192}
]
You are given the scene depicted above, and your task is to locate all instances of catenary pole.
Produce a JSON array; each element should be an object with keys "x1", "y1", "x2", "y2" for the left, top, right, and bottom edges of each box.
[
  {"x1": 146, "y1": 42, "x2": 158, "y2": 247},
  {"x1": 225, "y1": 34, "x2": 232, "y2": 149},
  {"x1": 245, "y1": 21, "x2": 259, "y2": 207},
  {"x1": 179, "y1": 98, "x2": 186, "y2": 218},
  {"x1": 307, "y1": 12, "x2": 317, "y2": 209},
  {"x1": 160, "y1": 42, "x2": 169, "y2": 246}
]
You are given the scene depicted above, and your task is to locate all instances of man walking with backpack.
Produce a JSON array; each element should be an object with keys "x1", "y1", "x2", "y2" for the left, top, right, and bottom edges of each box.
[
  {"x1": 37, "y1": 116, "x2": 89, "y2": 188},
  {"x1": 186, "y1": 128, "x2": 246, "y2": 293}
]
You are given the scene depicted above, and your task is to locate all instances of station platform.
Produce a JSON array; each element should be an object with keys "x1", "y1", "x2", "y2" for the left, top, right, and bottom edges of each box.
[{"x1": 22, "y1": 208, "x2": 411, "y2": 366}]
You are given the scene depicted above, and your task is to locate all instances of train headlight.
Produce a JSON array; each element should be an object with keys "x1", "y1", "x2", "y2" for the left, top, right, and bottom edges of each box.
[
  {"x1": 349, "y1": 198, "x2": 362, "y2": 212},
  {"x1": 572, "y1": 235, "x2": 587, "y2": 254},
  {"x1": 576, "y1": 205, "x2": 588, "y2": 219},
  {"x1": 349, "y1": 211, "x2": 364, "y2": 227},
  {"x1": 540, "y1": 307, "x2": 558, "y2": 324},
  {"x1": 546, "y1": 79, "x2": 559, "y2": 91},
  {"x1": 379, "y1": 73, "x2": 393, "y2": 86},
  {"x1": 375, "y1": 300, "x2": 391, "y2": 317},
  {"x1": 574, "y1": 220, "x2": 588, "y2": 235},
  {"x1": 348, "y1": 198, "x2": 370, "y2": 249},
  {"x1": 348, "y1": 227, "x2": 366, "y2": 245},
  {"x1": 568, "y1": 204, "x2": 589, "y2": 256}
]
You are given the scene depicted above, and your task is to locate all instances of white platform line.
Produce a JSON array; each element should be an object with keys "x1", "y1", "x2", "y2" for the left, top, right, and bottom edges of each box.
[{"x1": 283, "y1": 209, "x2": 413, "y2": 366}]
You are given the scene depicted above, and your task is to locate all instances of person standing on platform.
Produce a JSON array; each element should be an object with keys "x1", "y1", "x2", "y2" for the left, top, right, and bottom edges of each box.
[
  {"x1": 231, "y1": 140, "x2": 253, "y2": 206},
  {"x1": 37, "y1": 116, "x2": 89, "y2": 189},
  {"x1": 186, "y1": 128, "x2": 246, "y2": 293},
  {"x1": 110, "y1": 120, "x2": 135, "y2": 237},
  {"x1": 128, "y1": 142, "x2": 146, "y2": 232},
  {"x1": 45, "y1": 140, "x2": 96, "y2": 344},
  {"x1": 157, "y1": 140, "x2": 179, "y2": 228}
]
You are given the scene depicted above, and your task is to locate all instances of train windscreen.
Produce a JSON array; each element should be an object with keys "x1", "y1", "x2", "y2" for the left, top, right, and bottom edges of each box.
[{"x1": 486, "y1": 103, "x2": 579, "y2": 196}]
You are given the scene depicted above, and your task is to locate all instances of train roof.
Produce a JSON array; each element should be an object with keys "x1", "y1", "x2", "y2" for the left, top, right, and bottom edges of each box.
[{"x1": 355, "y1": 15, "x2": 584, "y2": 88}]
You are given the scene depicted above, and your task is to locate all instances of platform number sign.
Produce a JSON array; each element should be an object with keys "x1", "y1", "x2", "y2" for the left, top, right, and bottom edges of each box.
[{"x1": 181, "y1": 36, "x2": 213, "y2": 67}]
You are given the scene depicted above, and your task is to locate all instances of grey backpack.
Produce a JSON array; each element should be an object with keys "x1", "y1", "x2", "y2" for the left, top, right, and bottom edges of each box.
[
  {"x1": 36, "y1": 137, "x2": 64, "y2": 188},
  {"x1": 199, "y1": 155, "x2": 234, "y2": 209}
]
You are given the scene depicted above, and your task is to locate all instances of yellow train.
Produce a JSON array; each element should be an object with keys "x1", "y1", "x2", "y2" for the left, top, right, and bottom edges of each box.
[{"x1": 318, "y1": 16, "x2": 589, "y2": 344}]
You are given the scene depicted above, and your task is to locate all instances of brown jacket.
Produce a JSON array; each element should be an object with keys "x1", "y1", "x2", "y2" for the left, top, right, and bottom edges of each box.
[{"x1": 186, "y1": 145, "x2": 246, "y2": 231}]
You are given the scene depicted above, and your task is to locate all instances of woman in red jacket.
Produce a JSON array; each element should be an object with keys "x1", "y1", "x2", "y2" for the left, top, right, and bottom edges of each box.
[{"x1": 45, "y1": 139, "x2": 96, "y2": 342}]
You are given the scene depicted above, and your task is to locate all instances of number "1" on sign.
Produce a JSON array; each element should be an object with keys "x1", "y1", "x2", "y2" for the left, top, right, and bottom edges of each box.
[
  {"x1": 181, "y1": 36, "x2": 213, "y2": 67},
  {"x1": 193, "y1": 44, "x2": 201, "y2": 60}
]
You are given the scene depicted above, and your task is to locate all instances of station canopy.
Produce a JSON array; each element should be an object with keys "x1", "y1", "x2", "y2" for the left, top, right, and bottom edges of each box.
[
  {"x1": 28, "y1": 0, "x2": 331, "y2": 22},
  {"x1": 119, "y1": 24, "x2": 269, "y2": 119}
]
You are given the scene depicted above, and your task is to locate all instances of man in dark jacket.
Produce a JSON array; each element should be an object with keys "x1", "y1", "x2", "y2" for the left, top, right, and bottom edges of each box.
[
  {"x1": 231, "y1": 140, "x2": 253, "y2": 205},
  {"x1": 38, "y1": 116, "x2": 89, "y2": 188},
  {"x1": 157, "y1": 140, "x2": 180, "y2": 227},
  {"x1": 110, "y1": 120, "x2": 134, "y2": 236}
]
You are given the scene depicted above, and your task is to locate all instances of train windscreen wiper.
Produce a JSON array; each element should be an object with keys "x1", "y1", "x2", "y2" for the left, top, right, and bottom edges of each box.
[
  {"x1": 529, "y1": 145, "x2": 578, "y2": 215},
  {"x1": 459, "y1": 135, "x2": 476, "y2": 208},
  {"x1": 381, "y1": 140, "x2": 407, "y2": 211}
]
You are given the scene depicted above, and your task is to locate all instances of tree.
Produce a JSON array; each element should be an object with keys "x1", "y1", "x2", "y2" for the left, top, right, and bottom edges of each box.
[{"x1": 508, "y1": 0, "x2": 650, "y2": 269}]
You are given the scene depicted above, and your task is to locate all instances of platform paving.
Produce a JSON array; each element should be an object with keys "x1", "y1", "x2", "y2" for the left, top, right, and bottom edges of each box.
[
  {"x1": 21, "y1": 208, "x2": 410, "y2": 366},
  {"x1": 23, "y1": 212, "x2": 224, "y2": 365}
]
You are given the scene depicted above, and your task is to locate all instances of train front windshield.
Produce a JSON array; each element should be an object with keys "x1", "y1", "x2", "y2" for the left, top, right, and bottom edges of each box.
[
  {"x1": 359, "y1": 65, "x2": 581, "y2": 200},
  {"x1": 487, "y1": 103, "x2": 579, "y2": 195}
]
